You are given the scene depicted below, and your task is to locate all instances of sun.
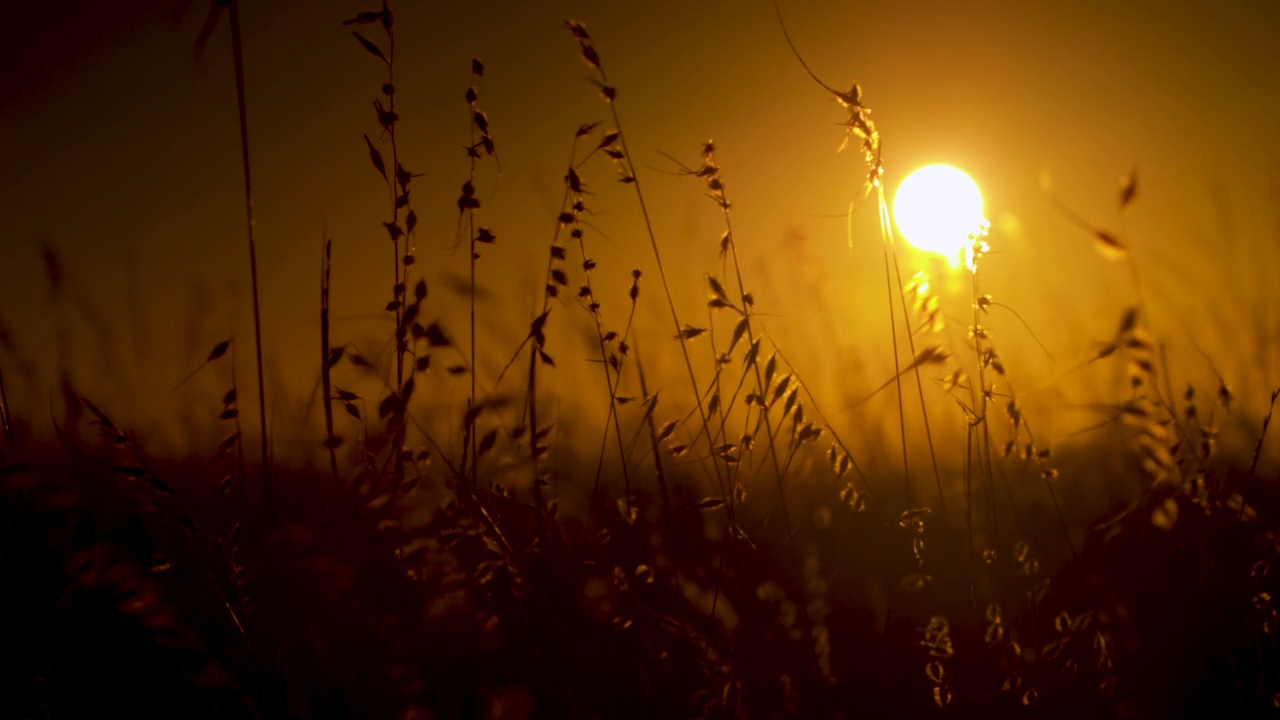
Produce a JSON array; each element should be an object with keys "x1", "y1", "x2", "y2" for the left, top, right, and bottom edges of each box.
[{"x1": 892, "y1": 164, "x2": 985, "y2": 265}]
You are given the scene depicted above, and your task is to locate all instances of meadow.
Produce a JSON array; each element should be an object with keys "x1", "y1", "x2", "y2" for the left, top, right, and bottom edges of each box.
[{"x1": 2, "y1": 2, "x2": 1279, "y2": 718}]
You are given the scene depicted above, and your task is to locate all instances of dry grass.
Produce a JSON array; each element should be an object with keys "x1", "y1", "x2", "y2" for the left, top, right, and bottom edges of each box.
[{"x1": 2, "y1": 3, "x2": 1280, "y2": 718}]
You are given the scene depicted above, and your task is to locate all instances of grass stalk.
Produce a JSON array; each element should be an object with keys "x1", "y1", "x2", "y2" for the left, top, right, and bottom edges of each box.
[
  {"x1": 383, "y1": 10, "x2": 407, "y2": 493},
  {"x1": 881, "y1": 194, "x2": 947, "y2": 515},
  {"x1": 879, "y1": 209, "x2": 913, "y2": 509},
  {"x1": 567, "y1": 24, "x2": 730, "y2": 515},
  {"x1": 467, "y1": 66, "x2": 479, "y2": 492},
  {"x1": 320, "y1": 237, "x2": 338, "y2": 482},
  {"x1": 1242, "y1": 388, "x2": 1280, "y2": 519},
  {"x1": 705, "y1": 146, "x2": 790, "y2": 537},
  {"x1": 229, "y1": 337, "x2": 247, "y2": 514},
  {"x1": 0, "y1": 360, "x2": 11, "y2": 447},
  {"x1": 576, "y1": 231, "x2": 635, "y2": 519},
  {"x1": 227, "y1": 0, "x2": 271, "y2": 527},
  {"x1": 965, "y1": 423, "x2": 974, "y2": 563},
  {"x1": 969, "y1": 258, "x2": 1000, "y2": 547},
  {"x1": 769, "y1": 344, "x2": 889, "y2": 521},
  {"x1": 525, "y1": 341, "x2": 548, "y2": 541},
  {"x1": 633, "y1": 338, "x2": 670, "y2": 520}
]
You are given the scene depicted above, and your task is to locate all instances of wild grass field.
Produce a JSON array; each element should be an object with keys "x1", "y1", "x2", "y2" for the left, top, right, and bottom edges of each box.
[{"x1": 2, "y1": 2, "x2": 1279, "y2": 718}]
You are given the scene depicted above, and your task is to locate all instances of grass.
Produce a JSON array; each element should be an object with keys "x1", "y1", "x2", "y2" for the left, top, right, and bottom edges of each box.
[
  {"x1": 225, "y1": 0, "x2": 271, "y2": 530},
  {"x1": 2, "y1": 3, "x2": 1279, "y2": 718}
]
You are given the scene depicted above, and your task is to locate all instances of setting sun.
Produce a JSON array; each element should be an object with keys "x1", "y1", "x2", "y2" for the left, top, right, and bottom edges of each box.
[{"x1": 893, "y1": 164, "x2": 985, "y2": 264}]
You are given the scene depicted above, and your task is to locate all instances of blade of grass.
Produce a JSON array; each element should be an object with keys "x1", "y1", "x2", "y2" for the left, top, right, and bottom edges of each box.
[{"x1": 1242, "y1": 388, "x2": 1280, "y2": 519}]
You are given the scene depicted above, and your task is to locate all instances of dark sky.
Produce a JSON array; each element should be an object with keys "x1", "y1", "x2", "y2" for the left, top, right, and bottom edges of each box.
[{"x1": 1, "y1": 1, "x2": 1277, "y2": 456}]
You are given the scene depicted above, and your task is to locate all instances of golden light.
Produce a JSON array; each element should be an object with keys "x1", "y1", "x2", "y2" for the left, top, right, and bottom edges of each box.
[{"x1": 892, "y1": 164, "x2": 985, "y2": 265}]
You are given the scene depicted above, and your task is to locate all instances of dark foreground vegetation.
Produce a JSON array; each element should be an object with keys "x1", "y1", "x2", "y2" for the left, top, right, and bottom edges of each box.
[{"x1": 4, "y1": 423, "x2": 1280, "y2": 719}]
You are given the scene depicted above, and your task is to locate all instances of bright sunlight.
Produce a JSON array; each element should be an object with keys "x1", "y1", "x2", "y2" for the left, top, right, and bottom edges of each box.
[{"x1": 892, "y1": 164, "x2": 985, "y2": 265}]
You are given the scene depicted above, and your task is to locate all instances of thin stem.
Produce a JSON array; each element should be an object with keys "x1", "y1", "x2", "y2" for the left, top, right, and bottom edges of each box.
[
  {"x1": 880, "y1": 207, "x2": 912, "y2": 509},
  {"x1": 769, "y1": 344, "x2": 889, "y2": 522},
  {"x1": 633, "y1": 339, "x2": 670, "y2": 521},
  {"x1": 1243, "y1": 388, "x2": 1280, "y2": 519},
  {"x1": 526, "y1": 342, "x2": 547, "y2": 542},
  {"x1": 882, "y1": 192, "x2": 947, "y2": 515},
  {"x1": 467, "y1": 74, "x2": 479, "y2": 492},
  {"x1": 386, "y1": 11, "x2": 407, "y2": 492},
  {"x1": 227, "y1": 0, "x2": 271, "y2": 528},
  {"x1": 595, "y1": 68, "x2": 730, "y2": 516},
  {"x1": 971, "y1": 268, "x2": 999, "y2": 547},
  {"x1": 989, "y1": 301, "x2": 1055, "y2": 362},
  {"x1": 579, "y1": 235, "x2": 634, "y2": 521},
  {"x1": 714, "y1": 152, "x2": 790, "y2": 541},
  {"x1": 965, "y1": 424, "x2": 974, "y2": 564},
  {"x1": 320, "y1": 237, "x2": 338, "y2": 482},
  {"x1": 1016, "y1": 410, "x2": 1078, "y2": 560},
  {"x1": 518, "y1": 134, "x2": 585, "y2": 536},
  {"x1": 231, "y1": 338, "x2": 246, "y2": 515},
  {"x1": 0, "y1": 360, "x2": 12, "y2": 447}
]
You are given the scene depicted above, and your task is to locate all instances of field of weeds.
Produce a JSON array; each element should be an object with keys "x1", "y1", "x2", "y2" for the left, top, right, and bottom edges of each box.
[{"x1": 2, "y1": 2, "x2": 1279, "y2": 718}]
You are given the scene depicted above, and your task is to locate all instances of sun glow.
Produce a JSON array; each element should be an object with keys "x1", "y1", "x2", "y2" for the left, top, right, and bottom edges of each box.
[{"x1": 892, "y1": 164, "x2": 985, "y2": 265}]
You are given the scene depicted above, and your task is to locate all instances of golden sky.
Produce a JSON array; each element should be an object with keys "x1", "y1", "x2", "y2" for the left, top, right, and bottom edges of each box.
[{"x1": 1, "y1": 1, "x2": 1276, "y2": 460}]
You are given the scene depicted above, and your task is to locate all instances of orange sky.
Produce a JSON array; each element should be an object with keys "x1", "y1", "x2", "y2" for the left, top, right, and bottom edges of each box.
[{"x1": 1, "y1": 1, "x2": 1276, "y2": 461}]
